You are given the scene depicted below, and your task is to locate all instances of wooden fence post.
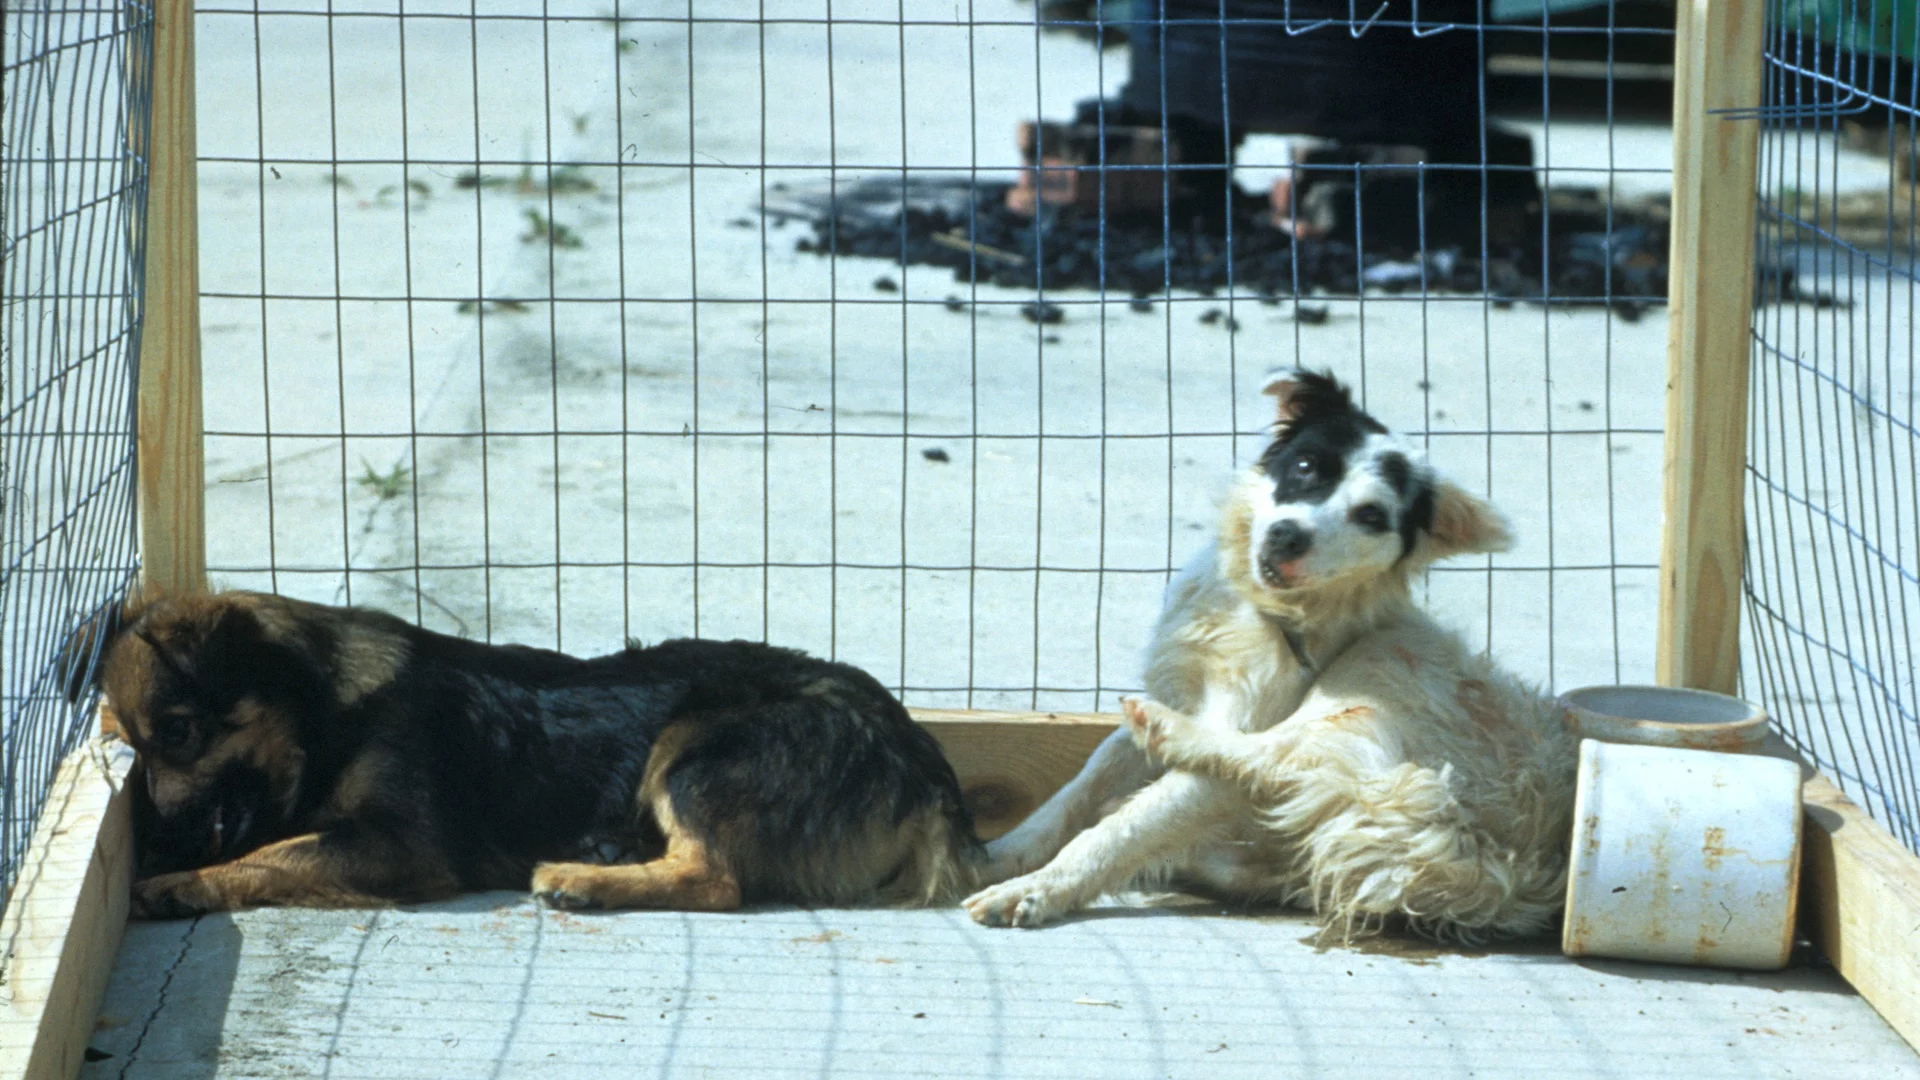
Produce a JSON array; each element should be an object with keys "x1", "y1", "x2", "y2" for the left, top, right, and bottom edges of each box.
[
  {"x1": 1657, "y1": 0, "x2": 1766, "y2": 694},
  {"x1": 137, "y1": 0, "x2": 205, "y2": 598}
]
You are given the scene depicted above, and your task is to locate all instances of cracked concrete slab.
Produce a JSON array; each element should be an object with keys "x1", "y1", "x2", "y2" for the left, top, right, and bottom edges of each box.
[{"x1": 82, "y1": 898, "x2": 1920, "y2": 1079}]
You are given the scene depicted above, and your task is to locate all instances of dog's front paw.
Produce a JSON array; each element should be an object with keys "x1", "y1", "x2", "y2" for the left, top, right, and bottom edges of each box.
[
  {"x1": 530, "y1": 863, "x2": 603, "y2": 910},
  {"x1": 963, "y1": 875, "x2": 1068, "y2": 929},
  {"x1": 1121, "y1": 695, "x2": 1191, "y2": 760},
  {"x1": 131, "y1": 872, "x2": 219, "y2": 919}
]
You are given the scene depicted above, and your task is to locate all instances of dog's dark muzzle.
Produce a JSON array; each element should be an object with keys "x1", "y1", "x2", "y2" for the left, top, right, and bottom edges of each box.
[
  {"x1": 135, "y1": 763, "x2": 273, "y2": 875},
  {"x1": 1259, "y1": 521, "x2": 1314, "y2": 585}
]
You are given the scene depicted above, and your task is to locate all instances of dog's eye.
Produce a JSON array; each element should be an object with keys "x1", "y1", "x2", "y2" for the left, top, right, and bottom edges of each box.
[
  {"x1": 1351, "y1": 504, "x2": 1391, "y2": 533},
  {"x1": 153, "y1": 710, "x2": 193, "y2": 750},
  {"x1": 1292, "y1": 457, "x2": 1316, "y2": 478}
]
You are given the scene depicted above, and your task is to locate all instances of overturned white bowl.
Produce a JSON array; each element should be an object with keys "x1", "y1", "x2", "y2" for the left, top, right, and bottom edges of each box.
[
  {"x1": 1558, "y1": 686, "x2": 1803, "y2": 971},
  {"x1": 1559, "y1": 684, "x2": 1771, "y2": 752}
]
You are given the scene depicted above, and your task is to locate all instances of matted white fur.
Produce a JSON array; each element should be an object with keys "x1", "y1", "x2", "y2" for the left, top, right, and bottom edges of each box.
[{"x1": 965, "y1": 369, "x2": 1579, "y2": 941}]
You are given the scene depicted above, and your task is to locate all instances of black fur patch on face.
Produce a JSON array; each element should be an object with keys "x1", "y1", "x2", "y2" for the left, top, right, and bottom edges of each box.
[
  {"x1": 1400, "y1": 482, "x2": 1437, "y2": 559},
  {"x1": 1378, "y1": 452, "x2": 1412, "y2": 497},
  {"x1": 1258, "y1": 373, "x2": 1387, "y2": 505}
]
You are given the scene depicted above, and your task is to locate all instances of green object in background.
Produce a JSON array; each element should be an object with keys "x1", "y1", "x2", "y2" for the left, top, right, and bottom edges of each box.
[
  {"x1": 1777, "y1": 0, "x2": 1919, "y2": 62},
  {"x1": 1488, "y1": 0, "x2": 1616, "y2": 20},
  {"x1": 1495, "y1": 0, "x2": 1918, "y2": 61}
]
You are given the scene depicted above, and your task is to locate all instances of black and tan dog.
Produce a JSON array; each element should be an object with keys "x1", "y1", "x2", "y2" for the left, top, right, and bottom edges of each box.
[{"x1": 74, "y1": 591, "x2": 981, "y2": 918}]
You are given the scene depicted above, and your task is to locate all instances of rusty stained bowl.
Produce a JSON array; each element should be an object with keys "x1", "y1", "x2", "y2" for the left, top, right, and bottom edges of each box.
[
  {"x1": 1557, "y1": 684, "x2": 1771, "y2": 753},
  {"x1": 1562, "y1": 738, "x2": 1804, "y2": 970}
]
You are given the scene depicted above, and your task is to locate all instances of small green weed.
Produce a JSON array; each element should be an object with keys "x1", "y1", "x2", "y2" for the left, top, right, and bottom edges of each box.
[
  {"x1": 357, "y1": 461, "x2": 410, "y2": 501},
  {"x1": 521, "y1": 208, "x2": 584, "y2": 249}
]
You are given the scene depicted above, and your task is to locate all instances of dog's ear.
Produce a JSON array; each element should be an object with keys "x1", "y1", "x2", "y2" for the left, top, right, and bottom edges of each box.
[
  {"x1": 142, "y1": 601, "x2": 260, "y2": 688},
  {"x1": 56, "y1": 594, "x2": 138, "y2": 703},
  {"x1": 1261, "y1": 367, "x2": 1354, "y2": 426},
  {"x1": 1420, "y1": 480, "x2": 1514, "y2": 559}
]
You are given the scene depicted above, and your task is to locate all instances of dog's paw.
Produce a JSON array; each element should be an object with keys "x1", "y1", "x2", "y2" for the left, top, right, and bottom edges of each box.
[
  {"x1": 963, "y1": 875, "x2": 1068, "y2": 929},
  {"x1": 1121, "y1": 695, "x2": 1190, "y2": 760},
  {"x1": 131, "y1": 872, "x2": 218, "y2": 919},
  {"x1": 530, "y1": 863, "x2": 603, "y2": 910}
]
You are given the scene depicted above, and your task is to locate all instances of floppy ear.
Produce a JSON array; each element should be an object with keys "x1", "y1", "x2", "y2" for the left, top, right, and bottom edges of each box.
[
  {"x1": 1422, "y1": 480, "x2": 1513, "y2": 559},
  {"x1": 56, "y1": 596, "x2": 135, "y2": 703},
  {"x1": 1261, "y1": 367, "x2": 1353, "y2": 425}
]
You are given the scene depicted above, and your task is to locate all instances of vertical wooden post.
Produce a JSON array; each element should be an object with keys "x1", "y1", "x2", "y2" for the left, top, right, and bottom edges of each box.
[
  {"x1": 1658, "y1": 0, "x2": 1766, "y2": 694},
  {"x1": 137, "y1": 0, "x2": 206, "y2": 598}
]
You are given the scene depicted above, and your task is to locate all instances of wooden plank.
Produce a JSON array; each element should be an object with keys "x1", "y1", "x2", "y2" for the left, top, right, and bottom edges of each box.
[
  {"x1": 136, "y1": 0, "x2": 206, "y2": 598},
  {"x1": 1657, "y1": 0, "x2": 1765, "y2": 695},
  {"x1": 1800, "y1": 771, "x2": 1920, "y2": 1053},
  {"x1": 0, "y1": 738, "x2": 136, "y2": 1080},
  {"x1": 912, "y1": 710, "x2": 1117, "y2": 840}
]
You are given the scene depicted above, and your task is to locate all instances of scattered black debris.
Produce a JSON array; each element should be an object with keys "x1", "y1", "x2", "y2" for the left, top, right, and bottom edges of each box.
[
  {"x1": 775, "y1": 176, "x2": 1687, "y2": 309},
  {"x1": 873, "y1": 275, "x2": 899, "y2": 292},
  {"x1": 1578, "y1": 400, "x2": 1596, "y2": 412},
  {"x1": 455, "y1": 163, "x2": 596, "y2": 196},
  {"x1": 1295, "y1": 304, "x2": 1330, "y2": 325},
  {"x1": 1129, "y1": 299, "x2": 1153, "y2": 313},
  {"x1": 1021, "y1": 301, "x2": 1065, "y2": 325},
  {"x1": 1044, "y1": 333, "x2": 1062, "y2": 343},
  {"x1": 944, "y1": 295, "x2": 968, "y2": 312},
  {"x1": 1416, "y1": 379, "x2": 1431, "y2": 390},
  {"x1": 456, "y1": 299, "x2": 532, "y2": 315},
  {"x1": 1258, "y1": 294, "x2": 1281, "y2": 306},
  {"x1": 922, "y1": 447, "x2": 951, "y2": 463},
  {"x1": 1225, "y1": 317, "x2": 1240, "y2": 332},
  {"x1": 774, "y1": 174, "x2": 1835, "y2": 316},
  {"x1": 730, "y1": 217, "x2": 755, "y2": 228},
  {"x1": 1199, "y1": 308, "x2": 1223, "y2": 324}
]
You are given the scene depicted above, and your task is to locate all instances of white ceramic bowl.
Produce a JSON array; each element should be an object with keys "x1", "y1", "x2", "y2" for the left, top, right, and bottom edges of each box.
[
  {"x1": 1558, "y1": 684, "x2": 1770, "y2": 752},
  {"x1": 1562, "y1": 738, "x2": 1804, "y2": 970}
]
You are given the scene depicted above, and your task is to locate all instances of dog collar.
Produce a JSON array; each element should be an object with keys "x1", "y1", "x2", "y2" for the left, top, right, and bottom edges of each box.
[{"x1": 1283, "y1": 627, "x2": 1317, "y2": 674}]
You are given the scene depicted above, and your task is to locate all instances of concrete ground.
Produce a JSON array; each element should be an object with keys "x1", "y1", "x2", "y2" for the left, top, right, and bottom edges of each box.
[{"x1": 82, "y1": 898, "x2": 1920, "y2": 1079}]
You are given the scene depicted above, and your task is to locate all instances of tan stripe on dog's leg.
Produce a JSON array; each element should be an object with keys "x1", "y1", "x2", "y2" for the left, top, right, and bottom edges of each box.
[
  {"x1": 532, "y1": 721, "x2": 744, "y2": 911},
  {"x1": 531, "y1": 834, "x2": 742, "y2": 912}
]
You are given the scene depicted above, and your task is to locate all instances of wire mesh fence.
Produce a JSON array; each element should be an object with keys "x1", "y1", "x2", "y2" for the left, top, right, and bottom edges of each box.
[
  {"x1": 1, "y1": 0, "x2": 150, "y2": 902},
  {"x1": 1746, "y1": 0, "x2": 1920, "y2": 853},
  {"x1": 187, "y1": 0, "x2": 1685, "y2": 727}
]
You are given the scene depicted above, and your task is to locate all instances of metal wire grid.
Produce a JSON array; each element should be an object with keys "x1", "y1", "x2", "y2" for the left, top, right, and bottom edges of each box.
[
  {"x1": 0, "y1": 0, "x2": 150, "y2": 902},
  {"x1": 191, "y1": 0, "x2": 1667, "y2": 716},
  {"x1": 1747, "y1": 2, "x2": 1920, "y2": 852}
]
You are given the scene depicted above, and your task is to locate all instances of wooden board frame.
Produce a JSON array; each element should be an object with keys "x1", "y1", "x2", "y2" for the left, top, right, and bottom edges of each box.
[{"x1": 0, "y1": 739, "x2": 136, "y2": 1080}]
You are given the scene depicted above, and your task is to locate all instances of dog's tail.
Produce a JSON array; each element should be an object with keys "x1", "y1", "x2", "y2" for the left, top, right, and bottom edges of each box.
[{"x1": 876, "y1": 799, "x2": 987, "y2": 907}]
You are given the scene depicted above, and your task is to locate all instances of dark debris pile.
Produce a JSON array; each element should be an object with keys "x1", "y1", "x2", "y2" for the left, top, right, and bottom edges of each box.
[{"x1": 765, "y1": 176, "x2": 1831, "y2": 320}]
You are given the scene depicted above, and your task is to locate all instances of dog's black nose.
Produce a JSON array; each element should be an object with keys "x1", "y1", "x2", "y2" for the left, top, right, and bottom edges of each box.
[{"x1": 1266, "y1": 520, "x2": 1313, "y2": 562}]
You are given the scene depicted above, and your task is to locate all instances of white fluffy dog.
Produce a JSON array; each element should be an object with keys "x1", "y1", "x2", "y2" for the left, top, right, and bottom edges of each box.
[{"x1": 965, "y1": 369, "x2": 1578, "y2": 941}]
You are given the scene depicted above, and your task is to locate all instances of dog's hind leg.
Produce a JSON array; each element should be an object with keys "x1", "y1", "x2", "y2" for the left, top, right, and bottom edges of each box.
[
  {"x1": 979, "y1": 727, "x2": 1161, "y2": 885},
  {"x1": 965, "y1": 769, "x2": 1240, "y2": 928},
  {"x1": 531, "y1": 832, "x2": 742, "y2": 912}
]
